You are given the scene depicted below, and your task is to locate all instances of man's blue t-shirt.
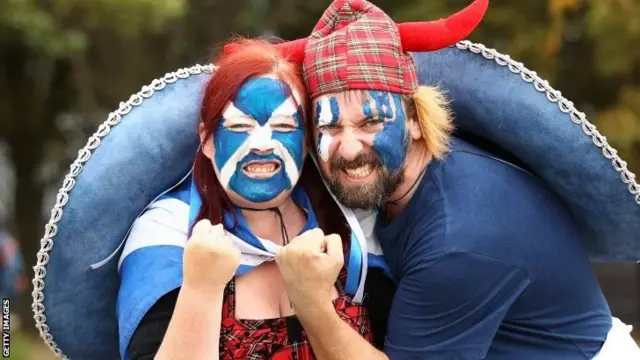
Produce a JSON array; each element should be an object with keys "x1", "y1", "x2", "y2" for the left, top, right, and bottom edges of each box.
[{"x1": 377, "y1": 138, "x2": 612, "y2": 359}]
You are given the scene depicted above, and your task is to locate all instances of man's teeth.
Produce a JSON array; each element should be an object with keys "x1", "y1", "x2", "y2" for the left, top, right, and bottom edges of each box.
[
  {"x1": 344, "y1": 165, "x2": 373, "y2": 178},
  {"x1": 246, "y1": 164, "x2": 276, "y2": 173}
]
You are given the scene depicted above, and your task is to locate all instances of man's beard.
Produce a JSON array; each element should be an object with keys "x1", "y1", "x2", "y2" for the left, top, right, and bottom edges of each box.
[{"x1": 326, "y1": 150, "x2": 404, "y2": 210}]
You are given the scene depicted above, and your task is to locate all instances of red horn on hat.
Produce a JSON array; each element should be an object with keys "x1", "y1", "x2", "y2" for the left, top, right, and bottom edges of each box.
[
  {"x1": 398, "y1": 0, "x2": 489, "y2": 52},
  {"x1": 223, "y1": 38, "x2": 307, "y2": 64}
]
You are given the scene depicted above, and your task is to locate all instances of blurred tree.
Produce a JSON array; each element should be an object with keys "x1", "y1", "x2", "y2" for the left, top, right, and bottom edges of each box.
[
  {"x1": 0, "y1": 0, "x2": 186, "y2": 336},
  {"x1": 0, "y1": 0, "x2": 250, "y2": 337}
]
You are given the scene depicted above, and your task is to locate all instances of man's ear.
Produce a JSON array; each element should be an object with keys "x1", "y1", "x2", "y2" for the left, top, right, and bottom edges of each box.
[
  {"x1": 199, "y1": 122, "x2": 214, "y2": 160},
  {"x1": 406, "y1": 102, "x2": 422, "y2": 141}
]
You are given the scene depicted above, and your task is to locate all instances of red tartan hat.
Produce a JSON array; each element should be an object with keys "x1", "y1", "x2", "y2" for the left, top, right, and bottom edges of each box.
[
  {"x1": 304, "y1": 0, "x2": 491, "y2": 98},
  {"x1": 303, "y1": 0, "x2": 417, "y2": 97},
  {"x1": 224, "y1": 0, "x2": 488, "y2": 98}
]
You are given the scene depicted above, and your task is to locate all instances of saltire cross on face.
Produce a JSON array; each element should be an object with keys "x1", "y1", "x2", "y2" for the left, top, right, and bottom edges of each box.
[
  {"x1": 213, "y1": 75, "x2": 306, "y2": 204},
  {"x1": 187, "y1": 75, "x2": 307, "y2": 261}
]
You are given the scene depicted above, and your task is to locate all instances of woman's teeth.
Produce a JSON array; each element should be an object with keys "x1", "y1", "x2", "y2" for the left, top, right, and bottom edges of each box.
[
  {"x1": 246, "y1": 164, "x2": 277, "y2": 173},
  {"x1": 344, "y1": 165, "x2": 373, "y2": 178}
]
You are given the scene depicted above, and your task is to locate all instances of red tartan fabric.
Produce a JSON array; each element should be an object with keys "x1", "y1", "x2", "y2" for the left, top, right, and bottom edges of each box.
[
  {"x1": 303, "y1": 0, "x2": 418, "y2": 98},
  {"x1": 219, "y1": 269, "x2": 373, "y2": 359}
]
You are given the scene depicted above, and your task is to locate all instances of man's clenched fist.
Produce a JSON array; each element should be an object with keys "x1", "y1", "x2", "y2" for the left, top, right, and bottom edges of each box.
[{"x1": 275, "y1": 228, "x2": 344, "y2": 311}]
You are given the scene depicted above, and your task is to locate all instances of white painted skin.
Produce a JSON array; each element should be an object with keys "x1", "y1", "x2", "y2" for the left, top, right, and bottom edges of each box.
[
  {"x1": 319, "y1": 134, "x2": 334, "y2": 161},
  {"x1": 218, "y1": 96, "x2": 301, "y2": 189},
  {"x1": 315, "y1": 95, "x2": 335, "y2": 161}
]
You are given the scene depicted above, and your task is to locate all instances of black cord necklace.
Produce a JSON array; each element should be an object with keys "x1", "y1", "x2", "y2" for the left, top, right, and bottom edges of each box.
[
  {"x1": 385, "y1": 162, "x2": 430, "y2": 207},
  {"x1": 237, "y1": 206, "x2": 290, "y2": 246}
]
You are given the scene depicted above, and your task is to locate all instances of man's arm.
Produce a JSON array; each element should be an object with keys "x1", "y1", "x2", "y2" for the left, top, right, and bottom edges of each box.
[
  {"x1": 295, "y1": 302, "x2": 389, "y2": 360},
  {"x1": 384, "y1": 251, "x2": 531, "y2": 359},
  {"x1": 277, "y1": 230, "x2": 388, "y2": 360}
]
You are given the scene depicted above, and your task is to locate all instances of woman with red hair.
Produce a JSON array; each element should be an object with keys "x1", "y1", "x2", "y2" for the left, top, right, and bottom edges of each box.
[{"x1": 116, "y1": 38, "x2": 393, "y2": 359}]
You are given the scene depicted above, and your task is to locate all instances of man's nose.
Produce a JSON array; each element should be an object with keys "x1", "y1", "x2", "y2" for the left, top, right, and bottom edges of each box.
[{"x1": 337, "y1": 129, "x2": 364, "y2": 161}]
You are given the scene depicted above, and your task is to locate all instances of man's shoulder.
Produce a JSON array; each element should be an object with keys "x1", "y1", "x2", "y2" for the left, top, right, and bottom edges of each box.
[
  {"x1": 422, "y1": 138, "x2": 580, "y2": 255},
  {"x1": 435, "y1": 138, "x2": 562, "y2": 214}
]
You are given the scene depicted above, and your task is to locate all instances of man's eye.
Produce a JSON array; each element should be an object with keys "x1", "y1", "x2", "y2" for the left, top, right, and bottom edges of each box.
[
  {"x1": 363, "y1": 119, "x2": 384, "y2": 127},
  {"x1": 318, "y1": 124, "x2": 338, "y2": 132}
]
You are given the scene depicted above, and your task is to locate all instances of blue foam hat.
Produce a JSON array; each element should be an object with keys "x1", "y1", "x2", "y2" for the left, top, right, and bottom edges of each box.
[{"x1": 32, "y1": 42, "x2": 639, "y2": 359}]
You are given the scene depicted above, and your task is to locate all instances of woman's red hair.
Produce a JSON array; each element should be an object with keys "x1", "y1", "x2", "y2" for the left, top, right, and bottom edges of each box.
[{"x1": 194, "y1": 38, "x2": 350, "y2": 242}]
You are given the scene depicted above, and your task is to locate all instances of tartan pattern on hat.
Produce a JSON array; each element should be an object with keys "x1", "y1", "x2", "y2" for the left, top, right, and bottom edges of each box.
[{"x1": 303, "y1": 0, "x2": 419, "y2": 98}]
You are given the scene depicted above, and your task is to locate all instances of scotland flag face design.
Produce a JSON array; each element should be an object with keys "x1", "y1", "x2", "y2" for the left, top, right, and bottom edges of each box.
[
  {"x1": 213, "y1": 76, "x2": 305, "y2": 203},
  {"x1": 314, "y1": 90, "x2": 407, "y2": 172},
  {"x1": 311, "y1": 90, "x2": 408, "y2": 209}
]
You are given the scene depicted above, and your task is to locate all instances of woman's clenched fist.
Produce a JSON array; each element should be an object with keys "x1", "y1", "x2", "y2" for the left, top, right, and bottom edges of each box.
[{"x1": 183, "y1": 219, "x2": 241, "y2": 293}]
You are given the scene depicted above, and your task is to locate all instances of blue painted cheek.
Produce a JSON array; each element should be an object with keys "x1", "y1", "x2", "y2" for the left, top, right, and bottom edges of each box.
[
  {"x1": 272, "y1": 129, "x2": 305, "y2": 170},
  {"x1": 213, "y1": 125, "x2": 248, "y2": 170},
  {"x1": 370, "y1": 93, "x2": 407, "y2": 171}
]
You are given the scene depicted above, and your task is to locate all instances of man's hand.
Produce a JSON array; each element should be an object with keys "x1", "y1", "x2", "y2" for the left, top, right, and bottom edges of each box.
[{"x1": 275, "y1": 228, "x2": 344, "y2": 312}]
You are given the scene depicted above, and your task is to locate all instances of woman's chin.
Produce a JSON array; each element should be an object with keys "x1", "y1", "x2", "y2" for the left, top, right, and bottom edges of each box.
[{"x1": 226, "y1": 188, "x2": 295, "y2": 210}]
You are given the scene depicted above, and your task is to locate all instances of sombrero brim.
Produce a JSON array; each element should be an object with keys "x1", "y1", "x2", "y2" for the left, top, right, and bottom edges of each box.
[
  {"x1": 414, "y1": 41, "x2": 639, "y2": 262},
  {"x1": 34, "y1": 65, "x2": 214, "y2": 359},
  {"x1": 32, "y1": 42, "x2": 639, "y2": 359}
]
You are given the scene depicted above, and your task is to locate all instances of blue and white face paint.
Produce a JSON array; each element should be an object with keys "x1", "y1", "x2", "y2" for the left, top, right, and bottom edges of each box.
[
  {"x1": 315, "y1": 96, "x2": 340, "y2": 161},
  {"x1": 312, "y1": 90, "x2": 408, "y2": 210},
  {"x1": 362, "y1": 90, "x2": 408, "y2": 172},
  {"x1": 213, "y1": 76, "x2": 305, "y2": 204},
  {"x1": 313, "y1": 90, "x2": 407, "y2": 171}
]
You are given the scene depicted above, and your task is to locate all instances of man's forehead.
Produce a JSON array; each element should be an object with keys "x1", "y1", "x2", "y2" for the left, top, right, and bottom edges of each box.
[
  {"x1": 312, "y1": 90, "x2": 402, "y2": 121},
  {"x1": 313, "y1": 90, "x2": 367, "y2": 108}
]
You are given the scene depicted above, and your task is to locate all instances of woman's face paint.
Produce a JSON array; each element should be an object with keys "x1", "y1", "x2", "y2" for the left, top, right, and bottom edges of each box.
[{"x1": 212, "y1": 76, "x2": 305, "y2": 203}]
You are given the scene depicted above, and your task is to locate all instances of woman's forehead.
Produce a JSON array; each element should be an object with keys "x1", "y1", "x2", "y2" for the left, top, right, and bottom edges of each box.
[{"x1": 235, "y1": 74, "x2": 302, "y2": 106}]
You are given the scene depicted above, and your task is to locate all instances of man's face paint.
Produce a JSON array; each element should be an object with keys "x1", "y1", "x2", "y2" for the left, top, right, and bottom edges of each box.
[
  {"x1": 312, "y1": 90, "x2": 408, "y2": 209},
  {"x1": 315, "y1": 96, "x2": 340, "y2": 161},
  {"x1": 213, "y1": 76, "x2": 304, "y2": 203},
  {"x1": 363, "y1": 91, "x2": 408, "y2": 172}
]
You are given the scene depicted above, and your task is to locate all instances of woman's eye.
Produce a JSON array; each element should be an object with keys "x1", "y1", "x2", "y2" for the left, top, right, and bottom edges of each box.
[
  {"x1": 228, "y1": 124, "x2": 253, "y2": 130},
  {"x1": 272, "y1": 123, "x2": 297, "y2": 130}
]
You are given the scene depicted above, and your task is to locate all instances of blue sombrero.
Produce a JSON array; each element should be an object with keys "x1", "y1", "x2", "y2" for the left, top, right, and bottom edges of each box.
[{"x1": 32, "y1": 42, "x2": 639, "y2": 359}]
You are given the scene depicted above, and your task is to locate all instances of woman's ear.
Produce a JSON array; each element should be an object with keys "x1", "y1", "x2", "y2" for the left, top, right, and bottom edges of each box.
[{"x1": 199, "y1": 122, "x2": 214, "y2": 160}]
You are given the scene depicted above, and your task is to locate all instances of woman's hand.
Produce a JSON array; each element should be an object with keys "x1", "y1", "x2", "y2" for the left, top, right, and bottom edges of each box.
[{"x1": 183, "y1": 219, "x2": 241, "y2": 293}]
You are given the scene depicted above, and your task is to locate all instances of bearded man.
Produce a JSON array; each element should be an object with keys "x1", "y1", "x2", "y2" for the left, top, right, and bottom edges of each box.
[{"x1": 240, "y1": 0, "x2": 640, "y2": 359}]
